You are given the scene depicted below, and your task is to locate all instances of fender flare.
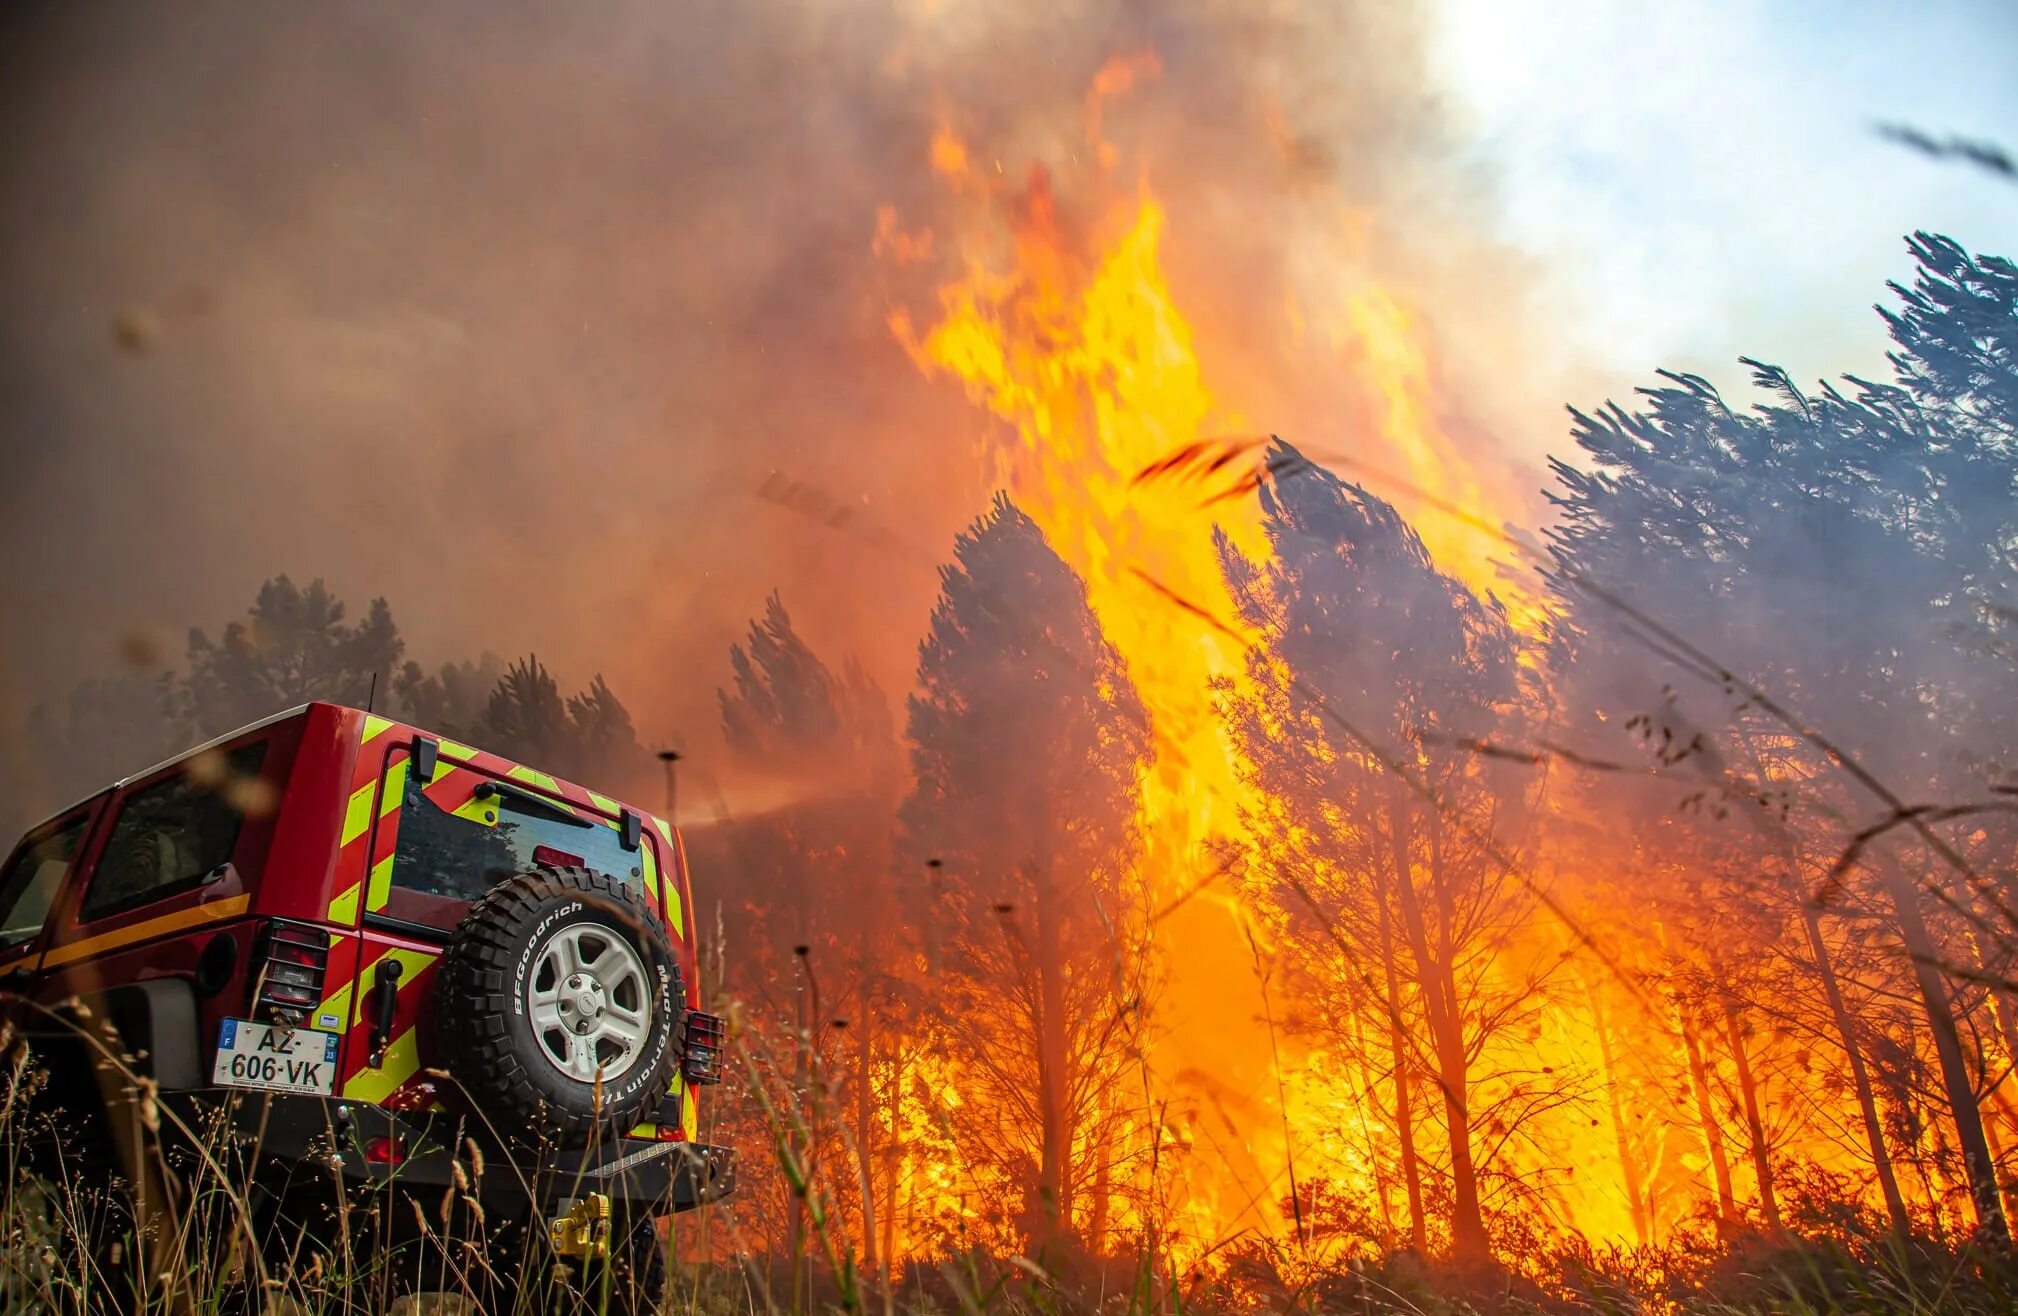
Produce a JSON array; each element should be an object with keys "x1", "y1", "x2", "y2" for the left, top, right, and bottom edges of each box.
[{"x1": 76, "y1": 979, "x2": 204, "y2": 1091}]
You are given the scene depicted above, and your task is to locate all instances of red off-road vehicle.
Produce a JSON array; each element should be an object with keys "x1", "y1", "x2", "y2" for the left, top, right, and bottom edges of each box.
[{"x1": 0, "y1": 701, "x2": 731, "y2": 1286}]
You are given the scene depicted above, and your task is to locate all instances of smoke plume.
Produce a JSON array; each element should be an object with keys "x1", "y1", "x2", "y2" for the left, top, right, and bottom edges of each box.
[{"x1": 0, "y1": 0, "x2": 1551, "y2": 774}]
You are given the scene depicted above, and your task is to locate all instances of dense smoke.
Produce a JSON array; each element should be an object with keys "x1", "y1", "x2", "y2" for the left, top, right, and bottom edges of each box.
[{"x1": 0, "y1": 0, "x2": 1549, "y2": 804}]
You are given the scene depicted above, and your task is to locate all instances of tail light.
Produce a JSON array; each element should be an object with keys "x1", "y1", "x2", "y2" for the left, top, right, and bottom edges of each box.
[
  {"x1": 363, "y1": 1136, "x2": 406, "y2": 1166},
  {"x1": 249, "y1": 919, "x2": 331, "y2": 1025},
  {"x1": 682, "y1": 1010, "x2": 726, "y2": 1086}
]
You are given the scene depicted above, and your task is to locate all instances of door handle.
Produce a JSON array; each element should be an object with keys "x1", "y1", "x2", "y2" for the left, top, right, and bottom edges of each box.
[
  {"x1": 475, "y1": 781, "x2": 592, "y2": 827},
  {"x1": 366, "y1": 958, "x2": 404, "y2": 1066}
]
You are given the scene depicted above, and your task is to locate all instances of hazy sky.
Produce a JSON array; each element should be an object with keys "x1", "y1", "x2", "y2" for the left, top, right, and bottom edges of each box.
[{"x1": 1433, "y1": 0, "x2": 2018, "y2": 395}]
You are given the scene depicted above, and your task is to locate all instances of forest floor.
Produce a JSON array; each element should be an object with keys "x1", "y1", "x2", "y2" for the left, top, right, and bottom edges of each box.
[
  {"x1": 5, "y1": 1134, "x2": 2016, "y2": 1316},
  {"x1": 3, "y1": 1015, "x2": 2014, "y2": 1314}
]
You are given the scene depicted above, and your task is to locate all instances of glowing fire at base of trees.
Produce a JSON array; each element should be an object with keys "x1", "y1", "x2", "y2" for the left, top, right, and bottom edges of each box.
[
  {"x1": 874, "y1": 69, "x2": 1592, "y2": 1262},
  {"x1": 689, "y1": 54, "x2": 2018, "y2": 1288}
]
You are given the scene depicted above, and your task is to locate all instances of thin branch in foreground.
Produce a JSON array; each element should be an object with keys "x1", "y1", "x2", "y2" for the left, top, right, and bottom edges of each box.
[{"x1": 1876, "y1": 122, "x2": 2018, "y2": 183}]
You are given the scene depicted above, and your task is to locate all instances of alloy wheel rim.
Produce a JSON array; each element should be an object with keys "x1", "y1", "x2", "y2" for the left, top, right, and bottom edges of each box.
[{"x1": 524, "y1": 923, "x2": 652, "y2": 1085}]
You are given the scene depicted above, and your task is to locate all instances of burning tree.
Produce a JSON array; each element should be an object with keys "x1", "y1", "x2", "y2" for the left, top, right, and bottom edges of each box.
[
  {"x1": 900, "y1": 494, "x2": 1154, "y2": 1256},
  {"x1": 1217, "y1": 444, "x2": 1556, "y2": 1260},
  {"x1": 1544, "y1": 233, "x2": 2018, "y2": 1243},
  {"x1": 713, "y1": 591, "x2": 901, "y2": 1273}
]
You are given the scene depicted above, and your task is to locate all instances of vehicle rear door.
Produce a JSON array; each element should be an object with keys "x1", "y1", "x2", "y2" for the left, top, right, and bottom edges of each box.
[{"x1": 338, "y1": 739, "x2": 662, "y2": 1110}]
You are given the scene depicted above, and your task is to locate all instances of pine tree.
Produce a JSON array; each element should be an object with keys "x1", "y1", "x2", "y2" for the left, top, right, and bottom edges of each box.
[
  {"x1": 392, "y1": 653, "x2": 506, "y2": 733},
  {"x1": 901, "y1": 494, "x2": 1151, "y2": 1254},
  {"x1": 1544, "y1": 231, "x2": 2018, "y2": 1243},
  {"x1": 1218, "y1": 442, "x2": 1540, "y2": 1260},
  {"x1": 716, "y1": 591, "x2": 900, "y2": 1279},
  {"x1": 720, "y1": 591, "x2": 894, "y2": 780},
  {"x1": 468, "y1": 655, "x2": 645, "y2": 793},
  {"x1": 182, "y1": 575, "x2": 403, "y2": 733}
]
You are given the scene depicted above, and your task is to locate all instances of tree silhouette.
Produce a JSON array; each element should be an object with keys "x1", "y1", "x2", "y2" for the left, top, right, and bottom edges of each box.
[
  {"x1": 1545, "y1": 231, "x2": 2018, "y2": 1243},
  {"x1": 466, "y1": 656, "x2": 646, "y2": 794},
  {"x1": 715, "y1": 590, "x2": 900, "y2": 1278},
  {"x1": 720, "y1": 591, "x2": 896, "y2": 782},
  {"x1": 182, "y1": 575, "x2": 403, "y2": 732},
  {"x1": 17, "y1": 672, "x2": 181, "y2": 822},
  {"x1": 1218, "y1": 442, "x2": 1545, "y2": 1260},
  {"x1": 392, "y1": 653, "x2": 506, "y2": 734},
  {"x1": 901, "y1": 494, "x2": 1151, "y2": 1254}
]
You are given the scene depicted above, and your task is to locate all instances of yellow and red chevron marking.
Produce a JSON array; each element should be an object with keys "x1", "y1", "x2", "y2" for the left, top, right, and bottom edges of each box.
[
  {"x1": 307, "y1": 930, "x2": 364, "y2": 1034},
  {"x1": 328, "y1": 714, "x2": 648, "y2": 923},
  {"x1": 621, "y1": 1073, "x2": 694, "y2": 1138},
  {"x1": 336, "y1": 941, "x2": 442, "y2": 1107},
  {"x1": 650, "y1": 815, "x2": 689, "y2": 940},
  {"x1": 334, "y1": 726, "x2": 665, "y2": 920},
  {"x1": 322, "y1": 711, "x2": 697, "y2": 1126},
  {"x1": 625, "y1": 1073, "x2": 700, "y2": 1141},
  {"x1": 326, "y1": 714, "x2": 400, "y2": 924}
]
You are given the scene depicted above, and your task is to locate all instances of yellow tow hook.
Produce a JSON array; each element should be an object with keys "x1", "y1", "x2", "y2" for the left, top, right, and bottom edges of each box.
[{"x1": 548, "y1": 1192, "x2": 612, "y2": 1260}]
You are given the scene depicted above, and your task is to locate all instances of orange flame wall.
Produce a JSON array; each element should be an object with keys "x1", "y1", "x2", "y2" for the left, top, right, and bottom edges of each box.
[
  {"x1": 882, "y1": 53, "x2": 1540, "y2": 1250},
  {"x1": 894, "y1": 166, "x2": 1284, "y2": 1246},
  {"x1": 870, "y1": 54, "x2": 1960, "y2": 1266}
]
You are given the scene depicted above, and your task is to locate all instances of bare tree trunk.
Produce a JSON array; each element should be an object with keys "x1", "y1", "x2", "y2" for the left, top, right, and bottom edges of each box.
[
  {"x1": 1907, "y1": 1121, "x2": 1951, "y2": 1247},
  {"x1": 1388, "y1": 784, "x2": 1488, "y2": 1259},
  {"x1": 1798, "y1": 901, "x2": 1910, "y2": 1236},
  {"x1": 1732, "y1": 727, "x2": 1910, "y2": 1235},
  {"x1": 1087, "y1": 1119, "x2": 1114, "y2": 1252},
  {"x1": 1965, "y1": 926, "x2": 2018, "y2": 1149},
  {"x1": 1719, "y1": 992, "x2": 1782, "y2": 1232},
  {"x1": 883, "y1": 1039, "x2": 903, "y2": 1278},
  {"x1": 1345, "y1": 1011, "x2": 1401, "y2": 1244},
  {"x1": 1376, "y1": 808, "x2": 1427, "y2": 1254},
  {"x1": 1968, "y1": 929, "x2": 2018, "y2": 1067},
  {"x1": 1878, "y1": 852, "x2": 2010, "y2": 1243},
  {"x1": 1589, "y1": 986, "x2": 1649, "y2": 1245},
  {"x1": 1030, "y1": 841, "x2": 1074, "y2": 1251},
  {"x1": 1425, "y1": 945, "x2": 1487, "y2": 1259},
  {"x1": 1679, "y1": 1003, "x2": 1738, "y2": 1229},
  {"x1": 856, "y1": 922, "x2": 879, "y2": 1280}
]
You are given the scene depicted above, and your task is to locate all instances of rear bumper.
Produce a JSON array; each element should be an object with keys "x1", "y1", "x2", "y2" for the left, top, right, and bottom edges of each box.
[{"x1": 167, "y1": 1088, "x2": 734, "y2": 1216}]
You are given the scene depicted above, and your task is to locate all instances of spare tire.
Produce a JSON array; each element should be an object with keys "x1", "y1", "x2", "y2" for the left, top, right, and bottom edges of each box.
[{"x1": 436, "y1": 866, "x2": 683, "y2": 1148}]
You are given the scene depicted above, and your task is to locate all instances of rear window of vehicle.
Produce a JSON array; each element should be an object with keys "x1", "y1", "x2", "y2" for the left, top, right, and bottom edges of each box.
[{"x1": 384, "y1": 780, "x2": 644, "y2": 931}]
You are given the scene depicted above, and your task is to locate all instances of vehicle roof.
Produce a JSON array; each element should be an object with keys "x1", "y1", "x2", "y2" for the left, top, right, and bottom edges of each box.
[
  {"x1": 17, "y1": 700, "x2": 664, "y2": 846},
  {"x1": 26, "y1": 703, "x2": 315, "y2": 837}
]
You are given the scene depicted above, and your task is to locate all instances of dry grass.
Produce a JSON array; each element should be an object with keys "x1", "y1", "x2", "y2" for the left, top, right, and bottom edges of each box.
[{"x1": 4, "y1": 1004, "x2": 2017, "y2": 1316}]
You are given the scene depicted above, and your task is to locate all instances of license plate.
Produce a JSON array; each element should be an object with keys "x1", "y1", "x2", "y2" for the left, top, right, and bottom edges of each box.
[{"x1": 212, "y1": 1018, "x2": 339, "y2": 1095}]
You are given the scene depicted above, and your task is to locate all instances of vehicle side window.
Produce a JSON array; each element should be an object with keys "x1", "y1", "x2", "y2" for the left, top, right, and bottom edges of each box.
[
  {"x1": 81, "y1": 743, "x2": 268, "y2": 921},
  {"x1": 0, "y1": 815, "x2": 91, "y2": 952}
]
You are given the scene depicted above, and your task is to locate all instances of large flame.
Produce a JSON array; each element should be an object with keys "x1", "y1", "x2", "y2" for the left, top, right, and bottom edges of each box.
[
  {"x1": 870, "y1": 55, "x2": 1953, "y2": 1268},
  {"x1": 893, "y1": 158, "x2": 1284, "y2": 1250},
  {"x1": 882, "y1": 87, "x2": 1536, "y2": 1249},
  {"x1": 883, "y1": 58, "x2": 1560, "y2": 1249}
]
